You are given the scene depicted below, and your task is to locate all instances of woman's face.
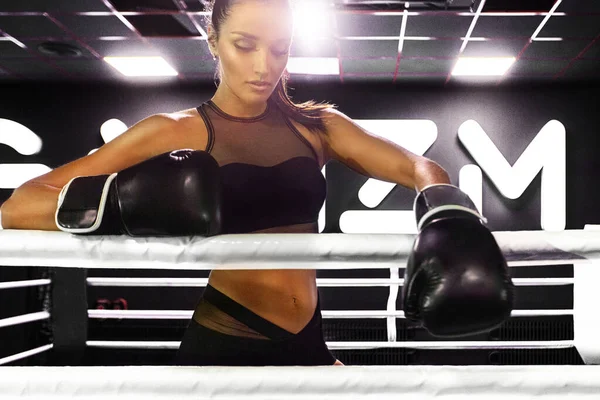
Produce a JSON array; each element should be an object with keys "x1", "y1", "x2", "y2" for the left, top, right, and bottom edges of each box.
[{"x1": 212, "y1": 0, "x2": 293, "y2": 104}]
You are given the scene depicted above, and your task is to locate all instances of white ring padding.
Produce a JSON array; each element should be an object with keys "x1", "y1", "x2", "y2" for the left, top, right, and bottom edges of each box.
[
  {"x1": 0, "y1": 311, "x2": 49, "y2": 329},
  {"x1": 6, "y1": 366, "x2": 600, "y2": 400},
  {"x1": 85, "y1": 340, "x2": 574, "y2": 350},
  {"x1": 0, "y1": 279, "x2": 51, "y2": 290},
  {"x1": 0, "y1": 344, "x2": 53, "y2": 366},
  {"x1": 87, "y1": 309, "x2": 573, "y2": 320},
  {"x1": 0, "y1": 229, "x2": 599, "y2": 270}
]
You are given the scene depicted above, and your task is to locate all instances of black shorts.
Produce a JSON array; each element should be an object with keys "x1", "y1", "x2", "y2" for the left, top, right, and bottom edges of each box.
[{"x1": 174, "y1": 285, "x2": 336, "y2": 366}]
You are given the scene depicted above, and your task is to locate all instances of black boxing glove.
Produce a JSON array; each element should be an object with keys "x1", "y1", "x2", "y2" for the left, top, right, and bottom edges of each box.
[
  {"x1": 402, "y1": 184, "x2": 514, "y2": 337},
  {"x1": 55, "y1": 149, "x2": 222, "y2": 236}
]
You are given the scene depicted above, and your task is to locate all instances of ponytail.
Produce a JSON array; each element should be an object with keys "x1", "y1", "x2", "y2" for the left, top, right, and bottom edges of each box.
[{"x1": 269, "y1": 71, "x2": 336, "y2": 134}]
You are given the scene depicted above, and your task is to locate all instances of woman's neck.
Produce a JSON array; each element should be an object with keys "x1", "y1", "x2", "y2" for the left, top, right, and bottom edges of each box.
[{"x1": 211, "y1": 88, "x2": 268, "y2": 119}]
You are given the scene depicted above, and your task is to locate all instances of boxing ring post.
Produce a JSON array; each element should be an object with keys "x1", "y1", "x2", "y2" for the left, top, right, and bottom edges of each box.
[{"x1": 573, "y1": 225, "x2": 600, "y2": 365}]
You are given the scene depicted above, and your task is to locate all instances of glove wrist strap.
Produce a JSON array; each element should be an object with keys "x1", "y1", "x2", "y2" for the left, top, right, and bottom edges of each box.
[
  {"x1": 414, "y1": 184, "x2": 486, "y2": 230},
  {"x1": 55, "y1": 173, "x2": 118, "y2": 234}
]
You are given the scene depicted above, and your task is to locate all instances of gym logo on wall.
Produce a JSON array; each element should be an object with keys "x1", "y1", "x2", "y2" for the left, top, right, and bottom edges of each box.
[
  {"x1": 331, "y1": 119, "x2": 566, "y2": 234},
  {"x1": 0, "y1": 118, "x2": 566, "y2": 232}
]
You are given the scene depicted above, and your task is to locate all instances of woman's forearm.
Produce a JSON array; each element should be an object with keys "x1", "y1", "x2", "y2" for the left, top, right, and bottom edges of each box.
[
  {"x1": 413, "y1": 159, "x2": 451, "y2": 191},
  {"x1": 0, "y1": 182, "x2": 62, "y2": 230}
]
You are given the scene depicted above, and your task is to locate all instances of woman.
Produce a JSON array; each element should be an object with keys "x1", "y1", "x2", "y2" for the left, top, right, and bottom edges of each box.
[{"x1": 0, "y1": 0, "x2": 450, "y2": 366}]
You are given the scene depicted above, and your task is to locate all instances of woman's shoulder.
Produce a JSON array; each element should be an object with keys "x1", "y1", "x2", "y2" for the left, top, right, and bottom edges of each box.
[
  {"x1": 158, "y1": 107, "x2": 208, "y2": 134},
  {"x1": 141, "y1": 108, "x2": 208, "y2": 151},
  {"x1": 159, "y1": 107, "x2": 204, "y2": 124},
  {"x1": 318, "y1": 107, "x2": 353, "y2": 127}
]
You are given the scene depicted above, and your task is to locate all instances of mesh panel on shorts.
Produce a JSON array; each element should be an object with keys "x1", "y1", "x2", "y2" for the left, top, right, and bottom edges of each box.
[{"x1": 193, "y1": 298, "x2": 270, "y2": 340}]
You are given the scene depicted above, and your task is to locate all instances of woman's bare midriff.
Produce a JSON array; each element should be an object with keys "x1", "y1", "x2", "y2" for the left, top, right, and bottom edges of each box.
[
  {"x1": 202, "y1": 222, "x2": 319, "y2": 334},
  {"x1": 207, "y1": 269, "x2": 318, "y2": 334}
]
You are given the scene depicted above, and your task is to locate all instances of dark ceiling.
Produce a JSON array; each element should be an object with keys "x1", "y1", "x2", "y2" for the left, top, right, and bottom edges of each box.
[{"x1": 0, "y1": 0, "x2": 598, "y2": 85}]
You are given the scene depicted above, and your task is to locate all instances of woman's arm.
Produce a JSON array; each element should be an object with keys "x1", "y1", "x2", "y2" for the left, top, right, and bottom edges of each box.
[
  {"x1": 1, "y1": 182, "x2": 62, "y2": 230},
  {"x1": 0, "y1": 113, "x2": 205, "y2": 230},
  {"x1": 320, "y1": 108, "x2": 450, "y2": 190}
]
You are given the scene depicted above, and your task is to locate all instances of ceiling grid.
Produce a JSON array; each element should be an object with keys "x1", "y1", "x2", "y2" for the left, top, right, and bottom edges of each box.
[{"x1": 0, "y1": 0, "x2": 598, "y2": 84}]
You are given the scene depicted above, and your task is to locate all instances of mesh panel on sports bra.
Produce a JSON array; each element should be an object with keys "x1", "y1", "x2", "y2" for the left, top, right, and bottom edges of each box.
[
  {"x1": 201, "y1": 100, "x2": 318, "y2": 167},
  {"x1": 197, "y1": 99, "x2": 327, "y2": 234}
]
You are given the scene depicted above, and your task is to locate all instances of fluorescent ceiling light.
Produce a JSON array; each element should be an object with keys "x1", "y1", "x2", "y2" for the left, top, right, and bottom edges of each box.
[
  {"x1": 287, "y1": 57, "x2": 339, "y2": 75},
  {"x1": 292, "y1": 1, "x2": 333, "y2": 39},
  {"x1": 3, "y1": 33, "x2": 26, "y2": 49},
  {"x1": 452, "y1": 57, "x2": 516, "y2": 76},
  {"x1": 530, "y1": 0, "x2": 563, "y2": 40},
  {"x1": 291, "y1": 1, "x2": 334, "y2": 54},
  {"x1": 104, "y1": 56, "x2": 178, "y2": 77},
  {"x1": 532, "y1": 37, "x2": 563, "y2": 41}
]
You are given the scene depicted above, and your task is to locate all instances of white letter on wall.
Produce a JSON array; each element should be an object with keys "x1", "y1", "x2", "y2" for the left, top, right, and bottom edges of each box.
[
  {"x1": 458, "y1": 119, "x2": 566, "y2": 231},
  {"x1": 0, "y1": 119, "x2": 51, "y2": 188}
]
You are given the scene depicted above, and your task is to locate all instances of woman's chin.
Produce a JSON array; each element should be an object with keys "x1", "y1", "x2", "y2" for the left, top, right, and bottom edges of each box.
[{"x1": 243, "y1": 90, "x2": 272, "y2": 104}]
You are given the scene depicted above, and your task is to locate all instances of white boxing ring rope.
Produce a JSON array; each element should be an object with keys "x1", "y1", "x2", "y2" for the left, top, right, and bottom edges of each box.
[
  {"x1": 0, "y1": 229, "x2": 599, "y2": 270},
  {"x1": 1, "y1": 365, "x2": 600, "y2": 400},
  {"x1": 1, "y1": 228, "x2": 600, "y2": 398},
  {"x1": 85, "y1": 339, "x2": 575, "y2": 350},
  {"x1": 85, "y1": 308, "x2": 575, "y2": 319},
  {"x1": 86, "y1": 276, "x2": 576, "y2": 286}
]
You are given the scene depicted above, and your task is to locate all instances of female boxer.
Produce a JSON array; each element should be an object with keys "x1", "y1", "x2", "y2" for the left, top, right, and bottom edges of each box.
[{"x1": 0, "y1": 0, "x2": 452, "y2": 366}]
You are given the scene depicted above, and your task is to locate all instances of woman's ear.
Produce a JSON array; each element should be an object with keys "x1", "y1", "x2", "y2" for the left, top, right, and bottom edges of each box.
[{"x1": 207, "y1": 25, "x2": 219, "y2": 60}]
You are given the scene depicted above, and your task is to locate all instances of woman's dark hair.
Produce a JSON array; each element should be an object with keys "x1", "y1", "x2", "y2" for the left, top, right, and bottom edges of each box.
[{"x1": 203, "y1": 0, "x2": 336, "y2": 133}]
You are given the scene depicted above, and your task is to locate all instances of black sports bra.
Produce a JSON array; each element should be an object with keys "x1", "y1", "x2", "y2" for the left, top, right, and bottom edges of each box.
[{"x1": 197, "y1": 100, "x2": 326, "y2": 234}]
